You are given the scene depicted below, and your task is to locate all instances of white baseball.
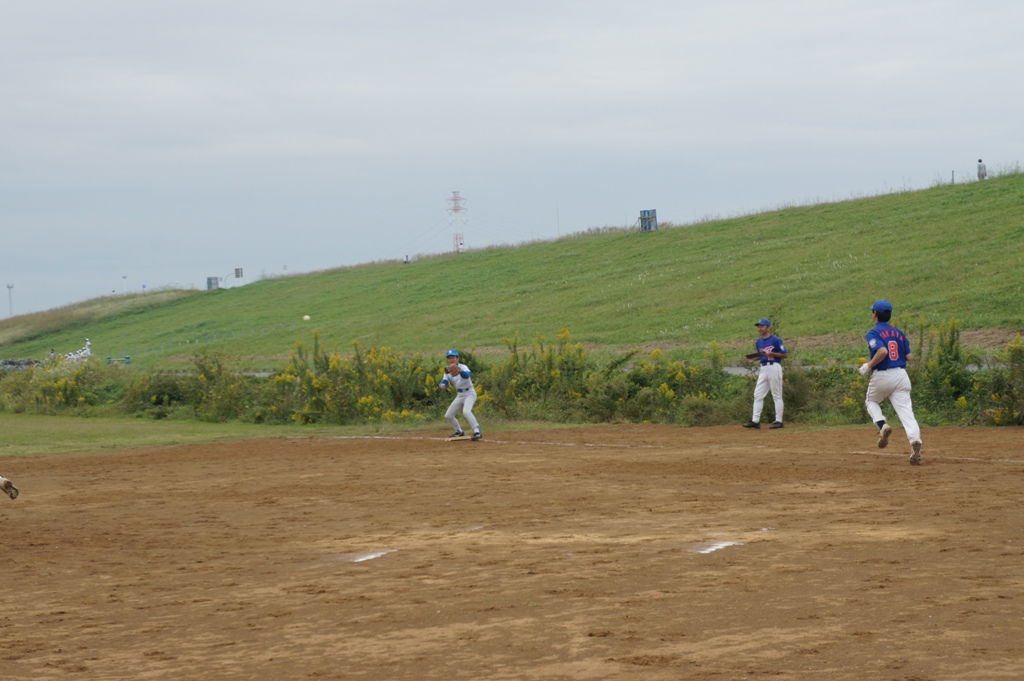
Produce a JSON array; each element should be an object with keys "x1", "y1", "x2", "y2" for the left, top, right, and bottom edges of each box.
[{"x1": 303, "y1": 315, "x2": 311, "y2": 321}]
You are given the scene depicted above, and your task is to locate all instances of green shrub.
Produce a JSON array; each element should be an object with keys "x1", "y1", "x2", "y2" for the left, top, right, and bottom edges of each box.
[
  {"x1": 798, "y1": 363, "x2": 866, "y2": 425},
  {"x1": 271, "y1": 333, "x2": 438, "y2": 425},
  {"x1": 0, "y1": 360, "x2": 115, "y2": 415},
  {"x1": 485, "y1": 329, "x2": 602, "y2": 420},
  {"x1": 190, "y1": 351, "x2": 265, "y2": 423},
  {"x1": 910, "y1": 319, "x2": 979, "y2": 422},
  {"x1": 121, "y1": 370, "x2": 195, "y2": 419},
  {"x1": 972, "y1": 334, "x2": 1024, "y2": 425},
  {"x1": 3, "y1": 321, "x2": 1016, "y2": 428}
]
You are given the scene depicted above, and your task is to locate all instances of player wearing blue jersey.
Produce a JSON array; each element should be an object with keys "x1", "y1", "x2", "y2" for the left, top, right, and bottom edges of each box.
[
  {"x1": 743, "y1": 318, "x2": 788, "y2": 429},
  {"x1": 439, "y1": 349, "x2": 482, "y2": 441},
  {"x1": 0, "y1": 474, "x2": 18, "y2": 500},
  {"x1": 860, "y1": 300, "x2": 922, "y2": 465}
]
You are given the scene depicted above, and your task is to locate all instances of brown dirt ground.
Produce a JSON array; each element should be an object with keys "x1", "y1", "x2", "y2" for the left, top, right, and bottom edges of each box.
[{"x1": 3, "y1": 424, "x2": 1024, "y2": 681}]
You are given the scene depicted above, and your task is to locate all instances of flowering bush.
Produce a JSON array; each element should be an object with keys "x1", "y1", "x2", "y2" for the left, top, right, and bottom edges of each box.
[
  {"x1": 972, "y1": 334, "x2": 1024, "y2": 425},
  {"x1": 1, "y1": 322, "x2": 1018, "y2": 428}
]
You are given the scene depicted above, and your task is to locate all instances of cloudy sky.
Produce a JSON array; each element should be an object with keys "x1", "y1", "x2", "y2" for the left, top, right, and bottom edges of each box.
[{"x1": 2, "y1": 1, "x2": 1021, "y2": 315}]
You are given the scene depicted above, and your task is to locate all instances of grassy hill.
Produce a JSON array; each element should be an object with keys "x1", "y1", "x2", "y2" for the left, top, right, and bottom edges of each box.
[{"x1": 2, "y1": 175, "x2": 1023, "y2": 371}]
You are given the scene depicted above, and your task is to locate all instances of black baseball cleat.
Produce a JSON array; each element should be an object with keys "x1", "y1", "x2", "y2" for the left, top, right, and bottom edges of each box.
[
  {"x1": 742, "y1": 421, "x2": 760, "y2": 429},
  {"x1": 471, "y1": 432, "x2": 482, "y2": 441},
  {"x1": 447, "y1": 431, "x2": 465, "y2": 439},
  {"x1": 769, "y1": 421, "x2": 784, "y2": 429}
]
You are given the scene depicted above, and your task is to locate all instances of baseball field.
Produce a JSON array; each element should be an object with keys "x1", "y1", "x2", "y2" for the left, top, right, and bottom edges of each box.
[{"x1": 3, "y1": 423, "x2": 1023, "y2": 680}]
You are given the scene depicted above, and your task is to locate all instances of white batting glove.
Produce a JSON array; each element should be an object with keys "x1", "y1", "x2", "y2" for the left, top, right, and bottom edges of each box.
[{"x1": 858, "y1": 363, "x2": 871, "y2": 376}]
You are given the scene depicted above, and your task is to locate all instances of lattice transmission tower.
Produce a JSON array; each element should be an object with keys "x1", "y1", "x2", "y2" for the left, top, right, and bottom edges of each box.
[{"x1": 447, "y1": 191, "x2": 466, "y2": 253}]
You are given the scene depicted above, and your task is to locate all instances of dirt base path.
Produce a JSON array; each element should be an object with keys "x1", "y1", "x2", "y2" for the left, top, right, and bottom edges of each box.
[{"x1": 3, "y1": 425, "x2": 1024, "y2": 680}]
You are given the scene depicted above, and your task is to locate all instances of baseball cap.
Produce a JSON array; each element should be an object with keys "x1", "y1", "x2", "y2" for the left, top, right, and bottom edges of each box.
[
  {"x1": 755, "y1": 318, "x2": 771, "y2": 327},
  {"x1": 870, "y1": 300, "x2": 893, "y2": 312},
  {"x1": 446, "y1": 349, "x2": 460, "y2": 357}
]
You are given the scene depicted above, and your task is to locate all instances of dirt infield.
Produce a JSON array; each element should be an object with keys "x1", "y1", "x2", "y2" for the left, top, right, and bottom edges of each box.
[{"x1": 3, "y1": 424, "x2": 1024, "y2": 680}]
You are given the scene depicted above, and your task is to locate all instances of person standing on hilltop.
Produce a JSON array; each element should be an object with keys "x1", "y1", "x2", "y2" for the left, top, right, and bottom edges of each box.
[{"x1": 978, "y1": 159, "x2": 987, "y2": 180}]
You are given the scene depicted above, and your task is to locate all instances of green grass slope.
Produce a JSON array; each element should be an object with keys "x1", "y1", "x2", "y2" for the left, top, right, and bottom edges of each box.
[{"x1": 3, "y1": 175, "x2": 1023, "y2": 370}]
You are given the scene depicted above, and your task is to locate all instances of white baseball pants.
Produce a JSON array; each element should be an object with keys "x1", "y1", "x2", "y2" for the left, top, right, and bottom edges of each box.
[
  {"x1": 865, "y1": 368, "x2": 921, "y2": 444},
  {"x1": 446, "y1": 390, "x2": 480, "y2": 432},
  {"x1": 752, "y1": 363, "x2": 784, "y2": 423}
]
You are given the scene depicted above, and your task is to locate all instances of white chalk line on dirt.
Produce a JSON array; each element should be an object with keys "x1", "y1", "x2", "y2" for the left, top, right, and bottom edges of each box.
[
  {"x1": 304, "y1": 434, "x2": 1024, "y2": 465},
  {"x1": 310, "y1": 434, "x2": 664, "y2": 450},
  {"x1": 848, "y1": 449, "x2": 1024, "y2": 465}
]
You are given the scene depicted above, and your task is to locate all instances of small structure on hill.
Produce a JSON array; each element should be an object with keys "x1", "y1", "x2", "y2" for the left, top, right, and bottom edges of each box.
[{"x1": 640, "y1": 209, "x2": 658, "y2": 232}]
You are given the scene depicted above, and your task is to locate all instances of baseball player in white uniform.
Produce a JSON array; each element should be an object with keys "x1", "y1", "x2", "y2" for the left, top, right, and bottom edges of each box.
[
  {"x1": 743, "y1": 318, "x2": 788, "y2": 429},
  {"x1": 860, "y1": 300, "x2": 923, "y2": 465},
  {"x1": 439, "y1": 349, "x2": 482, "y2": 441}
]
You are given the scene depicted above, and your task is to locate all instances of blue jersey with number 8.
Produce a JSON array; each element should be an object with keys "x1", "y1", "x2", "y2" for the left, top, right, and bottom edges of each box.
[{"x1": 866, "y1": 322, "x2": 910, "y2": 370}]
